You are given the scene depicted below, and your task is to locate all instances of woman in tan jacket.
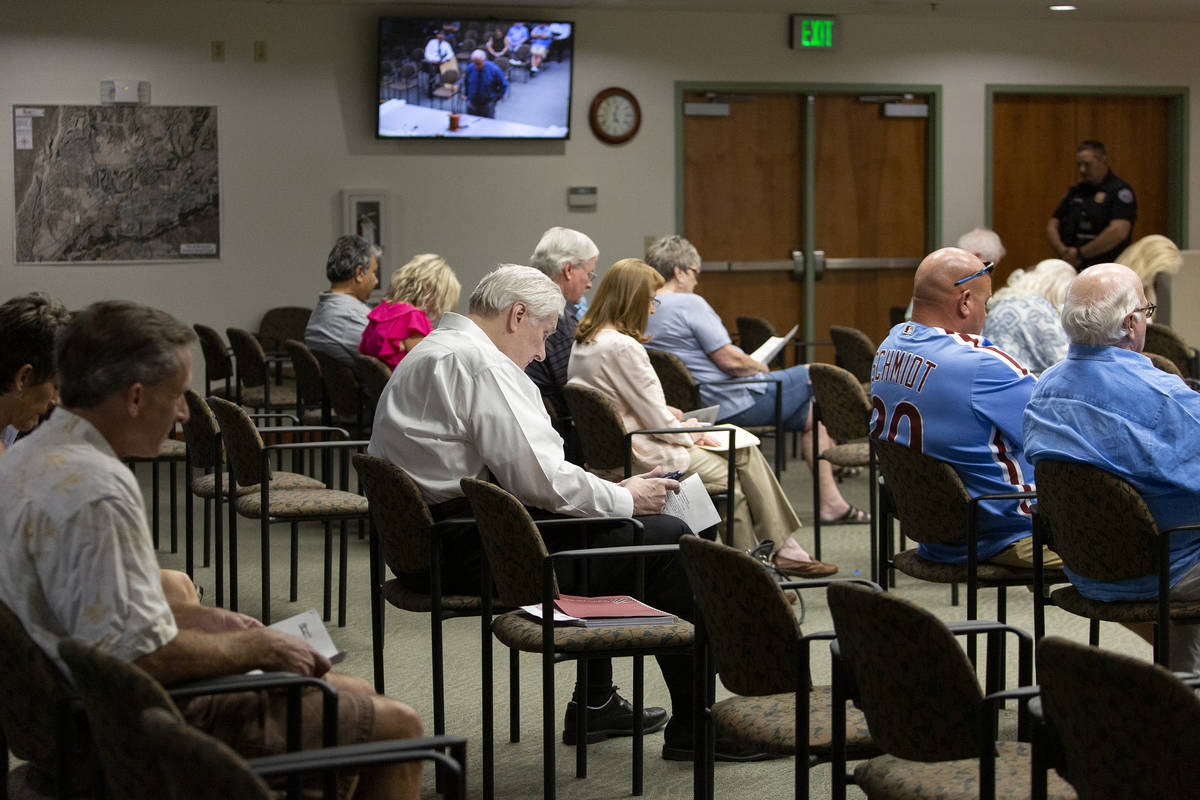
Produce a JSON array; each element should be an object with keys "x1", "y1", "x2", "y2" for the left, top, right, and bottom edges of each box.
[{"x1": 567, "y1": 258, "x2": 836, "y2": 576}]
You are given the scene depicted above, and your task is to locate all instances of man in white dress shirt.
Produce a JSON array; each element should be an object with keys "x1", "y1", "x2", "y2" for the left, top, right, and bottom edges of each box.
[{"x1": 370, "y1": 265, "x2": 762, "y2": 760}]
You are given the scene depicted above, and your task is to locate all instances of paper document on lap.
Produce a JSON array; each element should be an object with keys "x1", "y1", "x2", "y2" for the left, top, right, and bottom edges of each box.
[
  {"x1": 748, "y1": 323, "x2": 798, "y2": 365},
  {"x1": 269, "y1": 609, "x2": 347, "y2": 664},
  {"x1": 663, "y1": 473, "x2": 721, "y2": 532}
]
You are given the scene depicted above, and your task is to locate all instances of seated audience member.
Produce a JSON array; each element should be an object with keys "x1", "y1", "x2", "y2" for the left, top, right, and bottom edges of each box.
[
  {"x1": 980, "y1": 258, "x2": 1076, "y2": 375},
  {"x1": 305, "y1": 235, "x2": 380, "y2": 366},
  {"x1": 568, "y1": 259, "x2": 837, "y2": 576},
  {"x1": 525, "y1": 226, "x2": 598, "y2": 420},
  {"x1": 871, "y1": 247, "x2": 1061, "y2": 569},
  {"x1": 0, "y1": 293, "x2": 69, "y2": 455},
  {"x1": 528, "y1": 23, "x2": 552, "y2": 72},
  {"x1": 462, "y1": 49, "x2": 507, "y2": 119},
  {"x1": 906, "y1": 227, "x2": 1006, "y2": 321},
  {"x1": 505, "y1": 22, "x2": 530, "y2": 60},
  {"x1": 1117, "y1": 233, "x2": 1182, "y2": 306},
  {"x1": 643, "y1": 234, "x2": 868, "y2": 526},
  {"x1": 422, "y1": 29, "x2": 455, "y2": 95},
  {"x1": 1024, "y1": 263, "x2": 1200, "y2": 672},
  {"x1": 0, "y1": 300, "x2": 423, "y2": 800},
  {"x1": 370, "y1": 265, "x2": 760, "y2": 761},
  {"x1": 485, "y1": 26, "x2": 508, "y2": 59},
  {"x1": 359, "y1": 253, "x2": 460, "y2": 368}
]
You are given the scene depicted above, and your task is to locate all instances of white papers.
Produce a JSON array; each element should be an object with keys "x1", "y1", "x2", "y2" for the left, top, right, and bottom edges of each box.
[
  {"x1": 663, "y1": 473, "x2": 722, "y2": 533},
  {"x1": 268, "y1": 609, "x2": 347, "y2": 664},
  {"x1": 694, "y1": 424, "x2": 761, "y2": 451},
  {"x1": 683, "y1": 404, "x2": 719, "y2": 424},
  {"x1": 748, "y1": 323, "x2": 799, "y2": 365},
  {"x1": 519, "y1": 604, "x2": 580, "y2": 624}
]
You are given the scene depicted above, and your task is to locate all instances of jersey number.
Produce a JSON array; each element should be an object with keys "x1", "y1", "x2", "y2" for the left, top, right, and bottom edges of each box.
[{"x1": 870, "y1": 396, "x2": 924, "y2": 451}]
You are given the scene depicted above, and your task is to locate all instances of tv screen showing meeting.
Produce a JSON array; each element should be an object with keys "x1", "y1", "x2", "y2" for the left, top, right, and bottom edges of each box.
[{"x1": 377, "y1": 17, "x2": 574, "y2": 140}]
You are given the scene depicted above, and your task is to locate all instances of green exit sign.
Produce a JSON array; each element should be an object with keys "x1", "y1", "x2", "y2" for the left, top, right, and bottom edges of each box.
[{"x1": 790, "y1": 14, "x2": 838, "y2": 51}]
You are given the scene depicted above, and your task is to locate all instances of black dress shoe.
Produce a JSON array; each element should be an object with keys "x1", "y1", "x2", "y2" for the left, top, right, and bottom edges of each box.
[
  {"x1": 562, "y1": 689, "x2": 670, "y2": 745},
  {"x1": 660, "y1": 721, "x2": 772, "y2": 762}
]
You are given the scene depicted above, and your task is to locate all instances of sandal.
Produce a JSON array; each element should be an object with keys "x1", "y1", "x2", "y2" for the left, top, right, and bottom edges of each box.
[{"x1": 820, "y1": 504, "x2": 870, "y2": 526}]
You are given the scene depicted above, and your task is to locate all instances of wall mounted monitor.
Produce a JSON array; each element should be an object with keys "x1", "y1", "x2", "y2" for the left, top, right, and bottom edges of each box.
[{"x1": 377, "y1": 17, "x2": 574, "y2": 139}]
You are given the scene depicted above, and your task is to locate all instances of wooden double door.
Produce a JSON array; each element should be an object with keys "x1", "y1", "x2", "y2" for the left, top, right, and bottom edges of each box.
[{"x1": 681, "y1": 90, "x2": 932, "y2": 350}]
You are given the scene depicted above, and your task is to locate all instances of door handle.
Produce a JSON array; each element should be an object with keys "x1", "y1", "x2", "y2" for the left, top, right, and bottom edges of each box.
[{"x1": 791, "y1": 249, "x2": 825, "y2": 280}]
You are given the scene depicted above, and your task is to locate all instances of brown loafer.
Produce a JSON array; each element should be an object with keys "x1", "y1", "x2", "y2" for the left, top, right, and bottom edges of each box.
[{"x1": 773, "y1": 555, "x2": 839, "y2": 577}]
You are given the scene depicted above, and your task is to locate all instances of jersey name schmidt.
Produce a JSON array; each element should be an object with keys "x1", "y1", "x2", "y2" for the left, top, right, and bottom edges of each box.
[{"x1": 871, "y1": 347, "x2": 938, "y2": 392}]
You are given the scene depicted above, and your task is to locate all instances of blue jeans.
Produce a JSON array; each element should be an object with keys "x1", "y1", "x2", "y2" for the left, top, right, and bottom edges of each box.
[{"x1": 718, "y1": 365, "x2": 812, "y2": 432}]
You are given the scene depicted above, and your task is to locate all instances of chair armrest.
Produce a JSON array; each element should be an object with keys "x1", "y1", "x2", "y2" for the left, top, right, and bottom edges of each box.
[
  {"x1": 695, "y1": 376, "x2": 782, "y2": 388},
  {"x1": 250, "y1": 412, "x2": 301, "y2": 425},
  {"x1": 264, "y1": 439, "x2": 370, "y2": 454},
  {"x1": 785, "y1": 577, "x2": 882, "y2": 592},
  {"x1": 248, "y1": 735, "x2": 466, "y2": 789},
  {"x1": 259, "y1": 425, "x2": 349, "y2": 439},
  {"x1": 166, "y1": 672, "x2": 335, "y2": 702},
  {"x1": 548, "y1": 543, "x2": 678, "y2": 562},
  {"x1": 971, "y1": 490, "x2": 1037, "y2": 504},
  {"x1": 627, "y1": 425, "x2": 737, "y2": 436}
]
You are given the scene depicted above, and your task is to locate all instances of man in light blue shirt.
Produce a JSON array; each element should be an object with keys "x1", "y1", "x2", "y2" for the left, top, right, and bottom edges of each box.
[
  {"x1": 1024, "y1": 262, "x2": 1200, "y2": 671},
  {"x1": 642, "y1": 234, "x2": 866, "y2": 533}
]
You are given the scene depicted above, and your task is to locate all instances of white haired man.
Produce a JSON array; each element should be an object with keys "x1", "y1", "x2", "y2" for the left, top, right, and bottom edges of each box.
[
  {"x1": 305, "y1": 234, "x2": 380, "y2": 366},
  {"x1": 1024, "y1": 263, "x2": 1200, "y2": 672},
  {"x1": 525, "y1": 226, "x2": 598, "y2": 421},
  {"x1": 0, "y1": 301, "x2": 423, "y2": 799},
  {"x1": 370, "y1": 265, "x2": 762, "y2": 761}
]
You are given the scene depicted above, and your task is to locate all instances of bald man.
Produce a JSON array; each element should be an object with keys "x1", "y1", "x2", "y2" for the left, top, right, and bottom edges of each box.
[
  {"x1": 870, "y1": 247, "x2": 1057, "y2": 567},
  {"x1": 1024, "y1": 263, "x2": 1200, "y2": 671}
]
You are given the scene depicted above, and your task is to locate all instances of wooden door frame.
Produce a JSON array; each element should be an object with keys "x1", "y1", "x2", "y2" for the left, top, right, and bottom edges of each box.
[
  {"x1": 984, "y1": 84, "x2": 1189, "y2": 247},
  {"x1": 674, "y1": 82, "x2": 944, "y2": 253}
]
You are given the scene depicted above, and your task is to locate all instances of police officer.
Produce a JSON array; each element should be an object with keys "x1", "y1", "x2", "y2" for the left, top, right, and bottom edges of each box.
[{"x1": 1046, "y1": 140, "x2": 1136, "y2": 271}]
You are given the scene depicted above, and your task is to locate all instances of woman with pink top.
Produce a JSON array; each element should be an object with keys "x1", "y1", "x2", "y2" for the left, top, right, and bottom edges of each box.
[{"x1": 359, "y1": 253, "x2": 461, "y2": 368}]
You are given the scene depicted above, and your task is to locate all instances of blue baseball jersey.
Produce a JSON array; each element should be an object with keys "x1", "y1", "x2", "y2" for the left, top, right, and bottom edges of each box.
[{"x1": 870, "y1": 322, "x2": 1037, "y2": 562}]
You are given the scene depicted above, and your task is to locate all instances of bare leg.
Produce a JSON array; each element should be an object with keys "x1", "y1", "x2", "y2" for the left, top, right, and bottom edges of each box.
[
  {"x1": 799, "y1": 403, "x2": 860, "y2": 521},
  {"x1": 326, "y1": 673, "x2": 424, "y2": 800}
]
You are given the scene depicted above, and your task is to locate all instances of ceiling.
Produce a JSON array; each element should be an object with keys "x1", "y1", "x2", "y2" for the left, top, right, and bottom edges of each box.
[{"x1": 229, "y1": 0, "x2": 1200, "y2": 24}]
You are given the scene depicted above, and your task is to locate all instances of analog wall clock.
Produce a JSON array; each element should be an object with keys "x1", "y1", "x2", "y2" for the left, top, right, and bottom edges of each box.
[{"x1": 589, "y1": 87, "x2": 641, "y2": 144}]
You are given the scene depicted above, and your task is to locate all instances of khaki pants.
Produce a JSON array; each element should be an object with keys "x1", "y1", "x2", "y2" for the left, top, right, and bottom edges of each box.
[
  {"x1": 686, "y1": 444, "x2": 801, "y2": 554},
  {"x1": 986, "y1": 536, "x2": 1063, "y2": 570}
]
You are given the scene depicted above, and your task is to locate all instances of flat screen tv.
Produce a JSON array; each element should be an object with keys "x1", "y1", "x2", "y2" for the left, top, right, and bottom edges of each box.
[{"x1": 377, "y1": 17, "x2": 574, "y2": 139}]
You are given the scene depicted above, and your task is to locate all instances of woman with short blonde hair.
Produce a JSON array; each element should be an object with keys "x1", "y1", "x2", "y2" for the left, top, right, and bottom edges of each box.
[
  {"x1": 568, "y1": 258, "x2": 836, "y2": 576},
  {"x1": 360, "y1": 253, "x2": 461, "y2": 368}
]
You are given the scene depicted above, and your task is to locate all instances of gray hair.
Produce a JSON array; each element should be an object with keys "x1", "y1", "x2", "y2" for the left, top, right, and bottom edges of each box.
[
  {"x1": 1060, "y1": 264, "x2": 1143, "y2": 346},
  {"x1": 645, "y1": 235, "x2": 701, "y2": 282},
  {"x1": 988, "y1": 259, "x2": 1076, "y2": 310},
  {"x1": 529, "y1": 227, "x2": 598, "y2": 279},
  {"x1": 955, "y1": 228, "x2": 1006, "y2": 264},
  {"x1": 325, "y1": 235, "x2": 374, "y2": 283},
  {"x1": 0, "y1": 293, "x2": 70, "y2": 389},
  {"x1": 469, "y1": 264, "x2": 565, "y2": 321},
  {"x1": 57, "y1": 301, "x2": 196, "y2": 408}
]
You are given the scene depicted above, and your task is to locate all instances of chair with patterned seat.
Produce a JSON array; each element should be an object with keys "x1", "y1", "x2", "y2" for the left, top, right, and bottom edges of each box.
[
  {"x1": 1147, "y1": 350, "x2": 1186, "y2": 380},
  {"x1": 352, "y1": 352, "x2": 392, "y2": 424},
  {"x1": 194, "y1": 323, "x2": 235, "y2": 399},
  {"x1": 141, "y1": 706, "x2": 468, "y2": 800},
  {"x1": 459, "y1": 477, "x2": 695, "y2": 800},
  {"x1": 182, "y1": 390, "x2": 325, "y2": 607},
  {"x1": 1032, "y1": 459, "x2": 1200, "y2": 666},
  {"x1": 313, "y1": 350, "x2": 371, "y2": 437},
  {"x1": 255, "y1": 306, "x2": 311, "y2": 383},
  {"x1": 825, "y1": 581, "x2": 1075, "y2": 800},
  {"x1": 873, "y1": 438, "x2": 1066, "y2": 646},
  {"x1": 677, "y1": 535, "x2": 878, "y2": 800},
  {"x1": 351, "y1": 453, "x2": 489, "y2": 744},
  {"x1": 828, "y1": 325, "x2": 876, "y2": 386},
  {"x1": 1036, "y1": 635, "x2": 1200, "y2": 800},
  {"x1": 808, "y1": 363, "x2": 876, "y2": 572},
  {"x1": 208, "y1": 397, "x2": 368, "y2": 626},
  {"x1": 226, "y1": 327, "x2": 298, "y2": 416}
]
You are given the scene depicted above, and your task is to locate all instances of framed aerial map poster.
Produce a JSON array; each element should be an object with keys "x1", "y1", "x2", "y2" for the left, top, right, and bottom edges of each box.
[{"x1": 12, "y1": 105, "x2": 219, "y2": 263}]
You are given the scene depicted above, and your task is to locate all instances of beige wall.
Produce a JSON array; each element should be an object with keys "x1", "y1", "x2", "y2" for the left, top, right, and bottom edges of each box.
[{"x1": 2, "y1": 0, "x2": 1199, "y2": 361}]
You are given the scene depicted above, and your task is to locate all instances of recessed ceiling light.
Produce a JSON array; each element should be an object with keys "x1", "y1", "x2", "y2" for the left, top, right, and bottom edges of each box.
[{"x1": 1049, "y1": 4, "x2": 1077, "y2": 10}]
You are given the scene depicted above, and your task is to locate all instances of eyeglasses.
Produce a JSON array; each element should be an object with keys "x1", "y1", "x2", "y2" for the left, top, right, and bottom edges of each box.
[
  {"x1": 683, "y1": 266, "x2": 700, "y2": 277},
  {"x1": 1132, "y1": 303, "x2": 1157, "y2": 319},
  {"x1": 651, "y1": 296, "x2": 662, "y2": 307},
  {"x1": 953, "y1": 262, "x2": 995, "y2": 286}
]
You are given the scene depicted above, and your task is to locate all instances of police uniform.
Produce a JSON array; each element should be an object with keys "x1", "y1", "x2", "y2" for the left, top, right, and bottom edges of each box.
[
  {"x1": 1052, "y1": 171, "x2": 1137, "y2": 268},
  {"x1": 870, "y1": 322, "x2": 1037, "y2": 564}
]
